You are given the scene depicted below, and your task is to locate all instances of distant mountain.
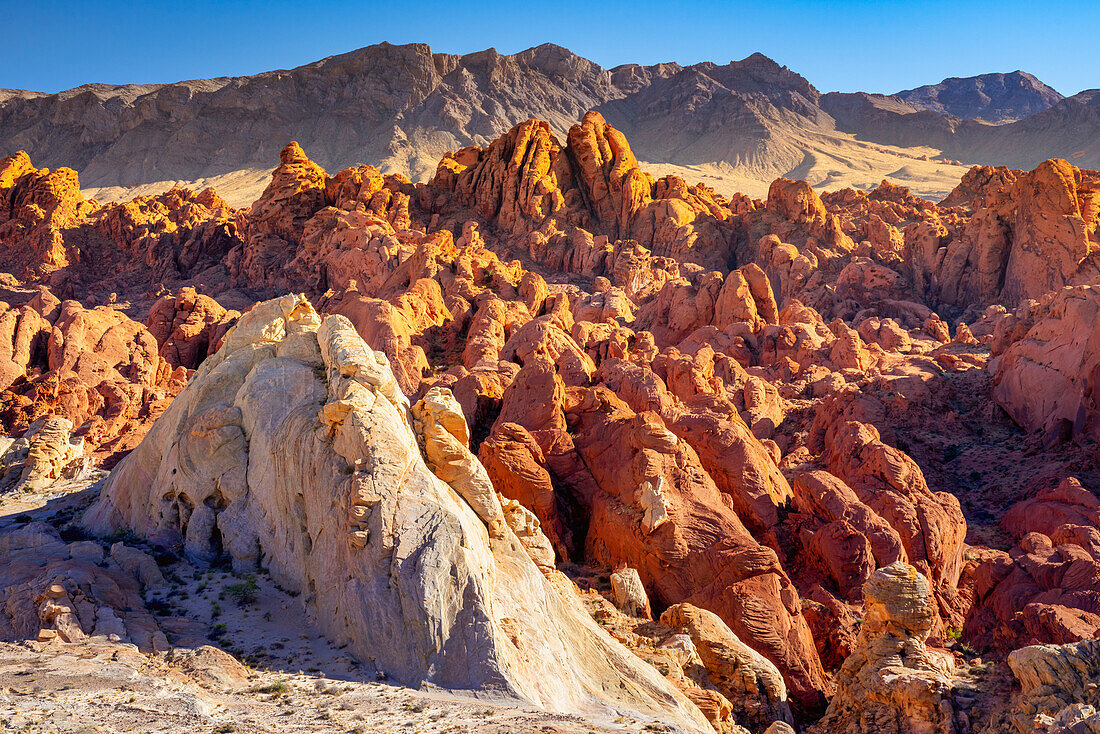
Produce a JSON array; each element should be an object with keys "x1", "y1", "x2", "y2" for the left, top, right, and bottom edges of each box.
[
  {"x1": 0, "y1": 43, "x2": 620, "y2": 190},
  {"x1": 0, "y1": 43, "x2": 1095, "y2": 207},
  {"x1": 823, "y1": 86, "x2": 1100, "y2": 173},
  {"x1": 945, "y1": 89, "x2": 1100, "y2": 169},
  {"x1": 895, "y1": 71, "x2": 1064, "y2": 123},
  {"x1": 819, "y1": 92, "x2": 963, "y2": 150},
  {"x1": 0, "y1": 44, "x2": 877, "y2": 194}
]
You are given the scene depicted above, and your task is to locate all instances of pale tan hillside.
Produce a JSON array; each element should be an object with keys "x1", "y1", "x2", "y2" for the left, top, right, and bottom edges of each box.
[{"x1": 83, "y1": 131, "x2": 969, "y2": 210}]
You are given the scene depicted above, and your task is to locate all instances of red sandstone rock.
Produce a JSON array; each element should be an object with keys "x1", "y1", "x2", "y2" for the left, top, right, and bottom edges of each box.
[
  {"x1": 965, "y1": 528, "x2": 1100, "y2": 652},
  {"x1": 0, "y1": 151, "x2": 240, "y2": 298},
  {"x1": 1003, "y1": 477, "x2": 1100, "y2": 543},
  {"x1": 478, "y1": 421, "x2": 571, "y2": 559},
  {"x1": 5, "y1": 119, "x2": 1100, "y2": 730},
  {"x1": 907, "y1": 159, "x2": 1100, "y2": 309},
  {"x1": 0, "y1": 293, "x2": 174, "y2": 458},
  {"x1": 810, "y1": 399, "x2": 967, "y2": 628},
  {"x1": 564, "y1": 387, "x2": 828, "y2": 709},
  {"x1": 146, "y1": 287, "x2": 238, "y2": 370},
  {"x1": 0, "y1": 152, "x2": 96, "y2": 277},
  {"x1": 992, "y1": 285, "x2": 1100, "y2": 445}
]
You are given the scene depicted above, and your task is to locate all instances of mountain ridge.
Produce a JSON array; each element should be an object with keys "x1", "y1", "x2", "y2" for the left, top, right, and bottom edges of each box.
[
  {"x1": 2, "y1": 42, "x2": 1094, "y2": 207},
  {"x1": 894, "y1": 70, "x2": 1064, "y2": 123}
]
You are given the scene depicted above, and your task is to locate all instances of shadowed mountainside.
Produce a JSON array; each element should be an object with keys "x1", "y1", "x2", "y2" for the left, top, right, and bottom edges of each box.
[{"x1": 895, "y1": 71, "x2": 1064, "y2": 123}]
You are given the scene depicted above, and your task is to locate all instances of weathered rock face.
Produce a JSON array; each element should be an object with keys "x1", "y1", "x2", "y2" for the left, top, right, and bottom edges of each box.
[
  {"x1": 768, "y1": 178, "x2": 829, "y2": 229},
  {"x1": 249, "y1": 142, "x2": 328, "y2": 244},
  {"x1": 0, "y1": 291, "x2": 180, "y2": 458},
  {"x1": 790, "y1": 469, "x2": 908, "y2": 601},
  {"x1": 810, "y1": 562, "x2": 958, "y2": 734},
  {"x1": 0, "y1": 522, "x2": 167, "y2": 651},
  {"x1": 992, "y1": 285, "x2": 1100, "y2": 445},
  {"x1": 81, "y1": 294, "x2": 710, "y2": 730},
  {"x1": 1007, "y1": 639, "x2": 1100, "y2": 733},
  {"x1": 479, "y1": 421, "x2": 572, "y2": 560},
  {"x1": 999, "y1": 160, "x2": 1100, "y2": 303},
  {"x1": 562, "y1": 386, "x2": 828, "y2": 709},
  {"x1": 809, "y1": 396, "x2": 967, "y2": 628},
  {"x1": 788, "y1": 157, "x2": 1100, "y2": 319},
  {"x1": 232, "y1": 141, "x2": 333, "y2": 287},
  {"x1": 610, "y1": 566, "x2": 652, "y2": 620},
  {"x1": 1003, "y1": 476, "x2": 1100, "y2": 540},
  {"x1": 661, "y1": 602, "x2": 794, "y2": 732},
  {"x1": 965, "y1": 532, "x2": 1100, "y2": 654},
  {"x1": 433, "y1": 118, "x2": 580, "y2": 236},
  {"x1": 85, "y1": 185, "x2": 241, "y2": 290},
  {"x1": 567, "y1": 111, "x2": 654, "y2": 239}
]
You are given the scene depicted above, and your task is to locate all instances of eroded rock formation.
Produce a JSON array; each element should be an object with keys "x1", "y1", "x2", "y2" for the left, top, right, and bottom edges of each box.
[
  {"x1": 992, "y1": 285, "x2": 1100, "y2": 445},
  {"x1": 0, "y1": 290, "x2": 183, "y2": 459},
  {"x1": 81, "y1": 294, "x2": 710, "y2": 730},
  {"x1": 810, "y1": 562, "x2": 959, "y2": 734},
  {"x1": 1007, "y1": 639, "x2": 1100, "y2": 733},
  {"x1": 0, "y1": 522, "x2": 167, "y2": 651},
  {"x1": 1, "y1": 110, "x2": 1099, "y2": 733}
]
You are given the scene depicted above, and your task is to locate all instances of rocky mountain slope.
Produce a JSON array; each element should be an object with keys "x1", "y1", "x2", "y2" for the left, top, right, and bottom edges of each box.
[
  {"x1": 2, "y1": 111, "x2": 1100, "y2": 733},
  {"x1": 895, "y1": 71, "x2": 1064, "y2": 123},
  {"x1": 6, "y1": 43, "x2": 1096, "y2": 207}
]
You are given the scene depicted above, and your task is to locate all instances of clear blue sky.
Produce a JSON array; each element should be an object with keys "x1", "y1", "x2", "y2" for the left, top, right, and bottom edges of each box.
[{"x1": 3, "y1": 0, "x2": 1097, "y2": 96}]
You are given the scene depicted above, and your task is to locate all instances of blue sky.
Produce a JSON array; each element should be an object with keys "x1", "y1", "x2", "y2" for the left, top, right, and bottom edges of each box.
[{"x1": 3, "y1": 0, "x2": 1097, "y2": 96}]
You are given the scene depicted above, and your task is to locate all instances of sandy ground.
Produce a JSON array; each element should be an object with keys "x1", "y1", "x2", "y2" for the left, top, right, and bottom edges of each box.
[
  {"x1": 641, "y1": 135, "x2": 970, "y2": 203},
  {"x1": 0, "y1": 637, "x2": 647, "y2": 734},
  {"x1": 82, "y1": 168, "x2": 275, "y2": 210},
  {"x1": 80, "y1": 130, "x2": 972, "y2": 212}
]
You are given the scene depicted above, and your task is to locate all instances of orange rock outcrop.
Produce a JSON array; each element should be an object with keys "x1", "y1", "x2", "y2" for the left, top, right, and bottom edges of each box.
[{"x1": 3, "y1": 116, "x2": 1100, "y2": 732}]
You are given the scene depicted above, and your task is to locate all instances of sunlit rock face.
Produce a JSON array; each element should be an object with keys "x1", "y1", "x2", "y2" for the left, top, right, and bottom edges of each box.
[{"x1": 83, "y1": 294, "x2": 711, "y2": 732}]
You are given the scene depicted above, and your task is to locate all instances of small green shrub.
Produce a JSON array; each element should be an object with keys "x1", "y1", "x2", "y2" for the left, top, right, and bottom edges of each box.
[
  {"x1": 105, "y1": 528, "x2": 138, "y2": 545},
  {"x1": 956, "y1": 641, "x2": 979, "y2": 657},
  {"x1": 227, "y1": 575, "x2": 259, "y2": 607},
  {"x1": 250, "y1": 680, "x2": 289, "y2": 696}
]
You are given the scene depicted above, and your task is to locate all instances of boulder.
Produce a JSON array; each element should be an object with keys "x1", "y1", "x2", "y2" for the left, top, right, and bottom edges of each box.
[{"x1": 610, "y1": 566, "x2": 652, "y2": 620}]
